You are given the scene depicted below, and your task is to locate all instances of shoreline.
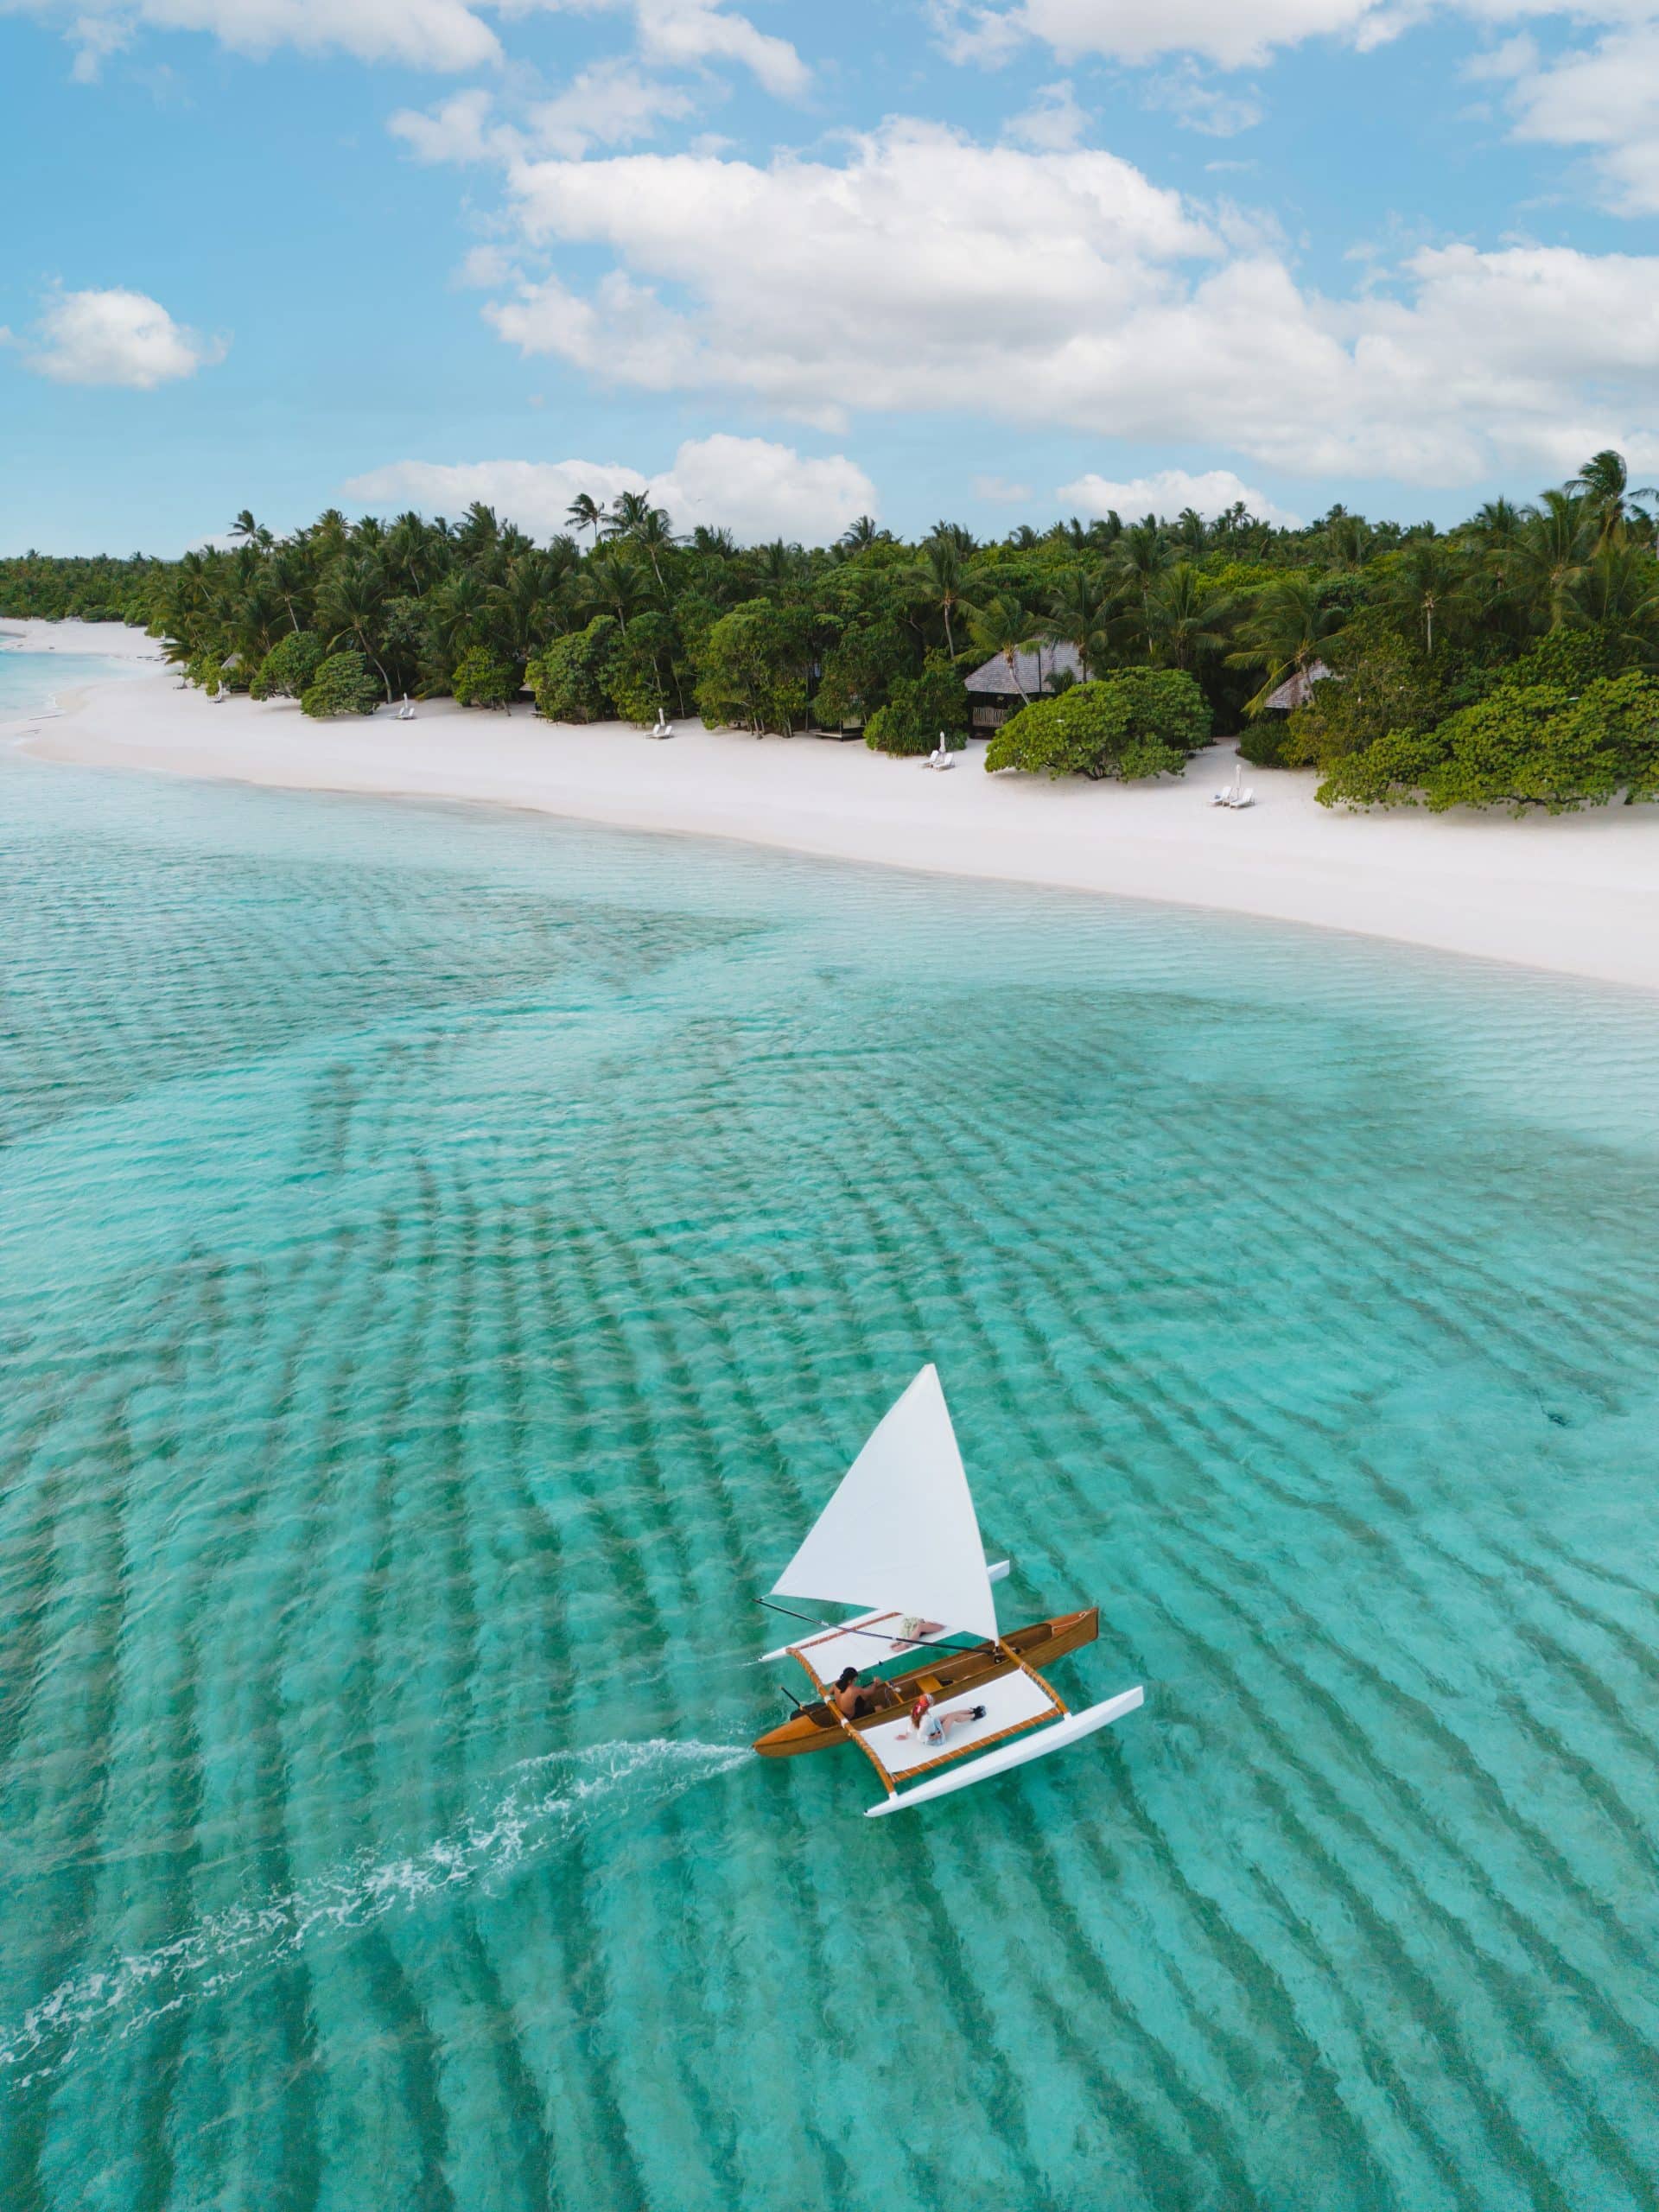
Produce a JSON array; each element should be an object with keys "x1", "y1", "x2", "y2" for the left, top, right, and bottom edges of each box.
[{"x1": 10, "y1": 629, "x2": 1659, "y2": 994}]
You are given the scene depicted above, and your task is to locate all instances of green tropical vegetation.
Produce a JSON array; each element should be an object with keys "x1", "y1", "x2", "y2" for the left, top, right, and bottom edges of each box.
[
  {"x1": 7, "y1": 450, "x2": 1659, "y2": 810},
  {"x1": 985, "y1": 671, "x2": 1210, "y2": 781},
  {"x1": 0, "y1": 550, "x2": 165, "y2": 622}
]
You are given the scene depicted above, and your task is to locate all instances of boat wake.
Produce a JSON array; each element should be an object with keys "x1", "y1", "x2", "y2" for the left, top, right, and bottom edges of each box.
[{"x1": 0, "y1": 1736, "x2": 747, "y2": 2088}]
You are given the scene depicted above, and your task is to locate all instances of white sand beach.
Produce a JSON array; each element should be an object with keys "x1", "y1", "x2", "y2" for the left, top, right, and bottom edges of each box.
[
  {"x1": 0, "y1": 616, "x2": 167, "y2": 660},
  {"x1": 11, "y1": 626, "x2": 1659, "y2": 993}
]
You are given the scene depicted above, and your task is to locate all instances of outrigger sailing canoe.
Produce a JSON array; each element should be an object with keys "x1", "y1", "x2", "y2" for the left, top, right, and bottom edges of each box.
[{"x1": 754, "y1": 1366, "x2": 1143, "y2": 1816}]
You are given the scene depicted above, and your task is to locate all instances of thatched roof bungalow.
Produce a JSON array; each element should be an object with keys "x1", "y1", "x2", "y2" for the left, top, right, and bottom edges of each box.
[
  {"x1": 963, "y1": 641, "x2": 1085, "y2": 732},
  {"x1": 1260, "y1": 659, "x2": 1336, "y2": 713}
]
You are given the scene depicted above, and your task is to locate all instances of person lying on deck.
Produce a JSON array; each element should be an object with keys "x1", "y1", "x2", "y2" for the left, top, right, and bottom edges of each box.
[{"x1": 902, "y1": 1691, "x2": 987, "y2": 1746}]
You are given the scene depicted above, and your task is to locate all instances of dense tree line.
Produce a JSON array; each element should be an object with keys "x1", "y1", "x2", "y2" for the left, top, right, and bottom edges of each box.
[
  {"x1": 12, "y1": 450, "x2": 1659, "y2": 811},
  {"x1": 0, "y1": 550, "x2": 165, "y2": 624}
]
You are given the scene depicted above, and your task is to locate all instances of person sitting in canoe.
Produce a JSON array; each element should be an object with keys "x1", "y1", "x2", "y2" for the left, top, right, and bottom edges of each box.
[
  {"x1": 903, "y1": 1691, "x2": 987, "y2": 1745},
  {"x1": 832, "y1": 1667, "x2": 880, "y2": 1720}
]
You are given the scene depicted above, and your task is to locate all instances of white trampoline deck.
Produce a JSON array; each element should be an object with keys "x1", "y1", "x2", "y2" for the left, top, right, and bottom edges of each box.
[{"x1": 861, "y1": 1669, "x2": 1061, "y2": 1782}]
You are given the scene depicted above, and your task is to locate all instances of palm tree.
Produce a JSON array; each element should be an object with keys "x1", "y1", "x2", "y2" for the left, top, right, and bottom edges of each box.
[
  {"x1": 566, "y1": 492, "x2": 607, "y2": 547},
  {"x1": 929, "y1": 520, "x2": 978, "y2": 557},
  {"x1": 1145, "y1": 563, "x2": 1236, "y2": 671},
  {"x1": 425, "y1": 565, "x2": 483, "y2": 652},
  {"x1": 1566, "y1": 540, "x2": 1659, "y2": 643},
  {"x1": 837, "y1": 515, "x2": 880, "y2": 553},
  {"x1": 1503, "y1": 490, "x2": 1595, "y2": 632},
  {"x1": 968, "y1": 594, "x2": 1039, "y2": 703},
  {"x1": 229, "y1": 508, "x2": 273, "y2": 551},
  {"x1": 1465, "y1": 497, "x2": 1523, "y2": 550},
  {"x1": 317, "y1": 554, "x2": 394, "y2": 700},
  {"x1": 604, "y1": 491, "x2": 651, "y2": 539},
  {"x1": 1569, "y1": 449, "x2": 1658, "y2": 550},
  {"x1": 456, "y1": 503, "x2": 500, "y2": 557},
  {"x1": 1228, "y1": 576, "x2": 1345, "y2": 715},
  {"x1": 914, "y1": 537, "x2": 973, "y2": 658},
  {"x1": 1111, "y1": 517, "x2": 1173, "y2": 635},
  {"x1": 491, "y1": 550, "x2": 567, "y2": 665},
  {"x1": 1325, "y1": 513, "x2": 1374, "y2": 571},
  {"x1": 383, "y1": 511, "x2": 449, "y2": 598},
  {"x1": 268, "y1": 544, "x2": 312, "y2": 634},
  {"x1": 601, "y1": 491, "x2": 679, "y2": 593},
  {"x1": 575, "y1": 545, "x2": 649, "y2": 632},
  {"x1": 1379, "y1": 539, "x2": 1471, "y2": 657},
  {"x1": 310, "y1": 509, "x2": 350, "y2": 562},
  {"x1": 1046, "y1": 566, "x2": 1115, "y2": 678},
  {"x1": 631, "y1": 507, "x2": 679, "y2": 596}
]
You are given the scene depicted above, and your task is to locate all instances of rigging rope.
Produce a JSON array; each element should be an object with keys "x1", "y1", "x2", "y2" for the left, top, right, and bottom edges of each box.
[{"x1": 758, "y1": 1597, "x2": 983, "y2": 1662}]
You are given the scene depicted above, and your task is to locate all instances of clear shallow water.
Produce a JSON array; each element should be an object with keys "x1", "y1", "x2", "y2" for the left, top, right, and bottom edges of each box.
[
  {"x1": 3, "y1": 748, "x2": 1658, "y2": 2212},
  {"x1": 0, "y1": 648, "x2": 132, "y2": 718}
]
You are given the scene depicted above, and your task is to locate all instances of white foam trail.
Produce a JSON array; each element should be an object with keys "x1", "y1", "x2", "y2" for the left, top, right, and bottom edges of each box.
[{"x1": 1, "y1": 1737, "x2": 747, "y2": 2084}]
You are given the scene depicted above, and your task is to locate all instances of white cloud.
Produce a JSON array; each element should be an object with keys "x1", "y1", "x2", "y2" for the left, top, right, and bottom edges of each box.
[
  {"x1": 392, "y1": 65, "x2": 697, "y2": 168},
  {"x1": 629, "y1": 0, "x2": 807, "y2": 96},
  {"x1": 931, "y1": 0, "x2": 1659, "y2": 76},
  {"x1": 489, "y1": 122, "x2": 1213, "y2": 434},
  {"x1": 12, "y1": 0, "x2": 806, "y2": 83},
  {"x1": 344, "y1": 455, "x2": 649, "y2": 531},
  {"x1": 1502, "y1": 26, "x2": 1659, "y2": 212},
  {"x1": 21, "y1": 0, "x2": 504, "y2": 72},
  {"x1": 463, "y1": 118, "x2": 1659, "y2": 485},
  {"x1": 529, "y1": 58, "x2": 696, "y2": 156},
  {"x1": 1058, "y1": 466, "x2": 1303, "y2": 524},
  {"x1": 528, "y1": 0, "x2": 807, "y2": 95},
  {"x1": 390, "y1": 86, "x2": 515, "y2": 162},
  {"x1": 932, "y1": 0, "x2": 1406, "y2": 69},
  {"x1": 20, "y1": 287, "x2": 225, "y2": 387},
  {"x1": 974, "y1": 474, "x2": 1034, "y2": 501},
  {"x1": 343, "y1": 434, "x2": 877, "y2": 543},
  {"x1": 1006, "y1": 79, "x2": 1088, "y2": 149},
  {"x1": 1461, "y1": 29, "x2": 1536, "y2": 81},
  {"x1": 1142, "y1": 62, "x2": 1263, "y2": 134}
]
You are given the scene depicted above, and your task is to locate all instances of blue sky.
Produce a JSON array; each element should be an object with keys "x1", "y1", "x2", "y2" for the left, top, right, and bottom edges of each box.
[{"x1": 3, "y1": 0, "x2": 1658, "y2": 552}]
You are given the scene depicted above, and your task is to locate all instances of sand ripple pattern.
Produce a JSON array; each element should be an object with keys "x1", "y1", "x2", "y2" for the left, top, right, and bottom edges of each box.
[{"x1": 3, "y1": 753, "x2": 1659, "y2": 2211}]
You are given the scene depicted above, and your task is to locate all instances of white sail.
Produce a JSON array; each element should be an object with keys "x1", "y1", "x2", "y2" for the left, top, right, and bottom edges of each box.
[{"x1": 771, "y1": 1366, "x2": 1000, "y2": 1640}]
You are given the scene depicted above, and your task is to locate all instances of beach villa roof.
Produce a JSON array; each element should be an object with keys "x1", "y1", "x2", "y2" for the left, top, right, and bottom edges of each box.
[
  {"x1": 1261, "y1": 659, "x2": 1335, "y2": 712},
  {"x1": 963, "y1": 640, "x2": 1084, "y2": 698}
]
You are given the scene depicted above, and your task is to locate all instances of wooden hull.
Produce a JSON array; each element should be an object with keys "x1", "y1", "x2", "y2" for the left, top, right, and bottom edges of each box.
[{"x1": 753, "y1": 1608, "x2": 1099, "y2": 1758}]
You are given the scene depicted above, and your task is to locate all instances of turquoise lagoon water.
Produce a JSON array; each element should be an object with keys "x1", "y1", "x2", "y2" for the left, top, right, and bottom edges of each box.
[
  {"x1": 3, "y1": 740, "x2": 1659, "y2": 2212},
  {"x1": 0, "y1": 647, "x2": 134, "y2": 718}
]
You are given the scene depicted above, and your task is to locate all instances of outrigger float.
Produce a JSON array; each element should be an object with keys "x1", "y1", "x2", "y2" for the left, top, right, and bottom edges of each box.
[{"x1": 754, "y1": 1366, "x2": 1143, "y2": 1816}]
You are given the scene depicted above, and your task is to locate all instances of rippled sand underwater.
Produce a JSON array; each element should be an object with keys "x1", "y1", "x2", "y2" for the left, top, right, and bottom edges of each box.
[{"x1": 3, "y1": 747, "x2": 1658, "y2": 2212}]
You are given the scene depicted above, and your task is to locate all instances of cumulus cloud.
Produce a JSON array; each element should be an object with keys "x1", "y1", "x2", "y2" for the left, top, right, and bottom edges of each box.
[
  {"x1": 496, "y1": 0, "x2": 805, "y2": 95},
  {"x1": 12, "y1": 0, "x2": 806, "y2": 84},
  {"x1": 21, "y1": 0, "x2": 503, "y2": 72},
  {"x1": 1006, "y1": 79, "x2": 1088, "y2": 149},
  {"x1": 391, "y1": 66, "x2": 697, "y2": 168},
  {"x1": 931, "y1": 0, "x2": 1405, "y2": 70},
  {"x1": 1500, "y1": 26, "x2": 1659, "y2": 213},
  {"x1": 461, "y1": 118, "x2": 1659, "y2": 485},
  {"x1": 1142, "y1": 62, "x2": 1263, "y2": 135},
  {"x1": 627, "y1": 0, "x2": 808, "y2": 96},
  {"x1": 932, "y1": 0, "x2": 1659, "y2": 77},
  {"x1": 1058, "y1": 466, "x2": 1303, "y2": 525},
  {"x1": 343, "y1": 434, "x2": 877, "y2": 543},
  {"x1": 20, "y1": 287, "x2": 226, "y2": 387}
]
